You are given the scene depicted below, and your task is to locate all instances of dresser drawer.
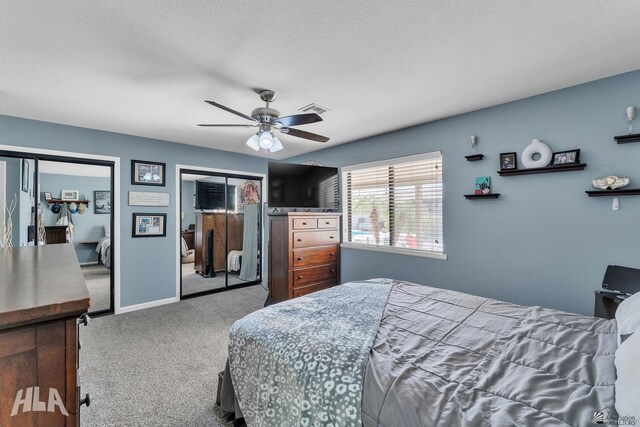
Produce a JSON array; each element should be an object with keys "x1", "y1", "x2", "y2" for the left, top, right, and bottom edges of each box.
[
  {"x1": 292, "y1": 218, "x2": 316, "y2": 230},
  {"x1": 293, "y1": 281, "x2": 334, "y2": 298},
  {"x1": 293, "y1": 264, "x2": 337, "y2": 288},
  {"x1": 293, "y1": 246, "x2": 338, "y2": 268},
  {"x1": 317, "y1": 217, "x2": 339, "y2": 229},
  {"x1": 293, "y1": 230, "x2": 339, "y2": 248}
]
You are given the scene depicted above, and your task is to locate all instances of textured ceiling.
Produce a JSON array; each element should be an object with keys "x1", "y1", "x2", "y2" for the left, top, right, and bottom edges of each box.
[{"x1": 1, "y1": 1, "x2": 639, "y2": 160}]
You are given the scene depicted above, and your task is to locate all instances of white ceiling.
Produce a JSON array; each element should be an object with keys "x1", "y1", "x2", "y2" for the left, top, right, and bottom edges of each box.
[{"x1": 1, "y1": 1, "x2": 639, "y2": 160}]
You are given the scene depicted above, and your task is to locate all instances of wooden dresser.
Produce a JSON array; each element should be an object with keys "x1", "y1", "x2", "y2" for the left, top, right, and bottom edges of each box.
[
  {"x1": 268, "y1": 212, "x2": 341, "y2": 303},
  {"x1": 0, "y1": 244, "x2": 90, "y2": 426},
  {"x1": 194, "y1": 212, "x2": 244, "y2": 274}
]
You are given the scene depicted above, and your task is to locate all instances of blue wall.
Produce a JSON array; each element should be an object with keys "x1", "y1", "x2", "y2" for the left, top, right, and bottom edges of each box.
[
  {"x1": 0, "y1": 116, "x2": 267, "y2": 308},
  {"x1": 287, "y1": 70, "x2": 640, "y2": 315},
  {"x1": 40, "y1": 173, "x2": 111, "y2": 263}
]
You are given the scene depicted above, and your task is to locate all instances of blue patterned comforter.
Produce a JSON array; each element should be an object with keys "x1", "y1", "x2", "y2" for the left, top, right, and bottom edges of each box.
[{"x1": 228, "y1": 280, "x2": 393, "y2": 427}]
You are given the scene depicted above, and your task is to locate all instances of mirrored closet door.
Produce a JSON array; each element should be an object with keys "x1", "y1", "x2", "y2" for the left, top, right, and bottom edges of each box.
[
  {"x1": 180, "y1": 170, "x2": 262, "y2": 298},
  {"x1": 0, "y1": 151, "x2": 115, "y2": 316}
]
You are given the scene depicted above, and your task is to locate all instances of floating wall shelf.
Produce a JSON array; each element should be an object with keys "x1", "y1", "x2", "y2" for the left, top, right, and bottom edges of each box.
[
  {"x1": 464, "y1": 193, "x2": 500, "y2": 199},
  {"x1": 614, "y1": 133, "x2": 640, "y2": 144},
  {"x1": 465, "y1": 154, "x2": 484, "y2": 161},
  {"x1": 497, "y1": 163, "x2": 586, "y2": 176},
  {"x1": 585, "y1": 188, "x2": 640, "y2": 197},
  {"x1": 47, "y1": 199, "x2": 90, "y2": 205}
]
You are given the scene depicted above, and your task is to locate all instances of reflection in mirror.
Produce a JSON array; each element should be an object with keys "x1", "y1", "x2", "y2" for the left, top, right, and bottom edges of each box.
[
  {"x1": 228, "y1": 177, "x2": 262, "y2": 285},
  {"x1": 0, "y1": 156, "x2": 36, "y2": 248},
  {"x1": 38, "y1": 160, "x2": 113, "y2": 313},
  {"x1": 180, "y1": 172, "x2": 262, "y2": 297}
]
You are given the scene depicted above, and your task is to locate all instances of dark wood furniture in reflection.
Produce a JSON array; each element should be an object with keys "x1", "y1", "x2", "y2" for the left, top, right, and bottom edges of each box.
[
  {"x1": 45, "y1": 225, "x2": 68, "y2": 244},
  {"x1": 181, "y1": 230, "x2": 195, "y2": 250},
  {"x1": 268, "y1": 212, "x2": 341, "y2": 304},
  {"x1": 0, "y1": 244, "x2": 90, "y2": 426},
  {"x1": 194, "y1": 212, "x2": 244, "y2": 274}
]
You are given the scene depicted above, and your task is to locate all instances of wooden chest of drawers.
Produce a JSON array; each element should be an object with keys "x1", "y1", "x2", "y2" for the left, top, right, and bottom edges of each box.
[{"x1": 268, "y1": 213, "x2": 341, "y2": 303}]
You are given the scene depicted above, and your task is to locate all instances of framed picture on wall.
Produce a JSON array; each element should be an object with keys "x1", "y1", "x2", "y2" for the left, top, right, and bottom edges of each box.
[
  {"x1": 21, "y1": 159, "x2": 29, "y2": 192},
  {"x1": 131, "y1": 160, "x2": 165, "y2": 186},
  {"x1": 94, "y1": 191, "x2": 111, "y2": 214},
  {"x1": 132, "y1": 213, "x2": 166, "y2": 237},
  {"x1": 43, "y1": 192, "x2": 53, "y2": 201}
]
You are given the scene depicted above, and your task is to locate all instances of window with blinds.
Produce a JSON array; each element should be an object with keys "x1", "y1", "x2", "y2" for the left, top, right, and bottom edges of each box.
[{"x1": 342, "y1": 152, "x2": 443, "y2": 257}]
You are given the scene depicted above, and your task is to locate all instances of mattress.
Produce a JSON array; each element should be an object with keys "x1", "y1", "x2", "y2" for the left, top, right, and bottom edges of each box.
[{"x1": 223, "y1": 279, "x2": 618, "y2": 426}]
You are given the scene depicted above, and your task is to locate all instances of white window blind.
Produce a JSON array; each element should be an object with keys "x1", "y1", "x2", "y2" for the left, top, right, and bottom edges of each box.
[{"x1": 342, "y1": 152, "x2": 443, "y2": 256}]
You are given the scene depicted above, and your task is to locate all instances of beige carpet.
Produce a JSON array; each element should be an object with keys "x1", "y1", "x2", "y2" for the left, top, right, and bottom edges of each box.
[
  {"x1": 81, "y1": 264, "x2": 111, "y2": 312},
  {"x1": 79, "y1": 284, "x2": 267, "y2": 426},
  {"x1": 181, "y1": 262, "x2": 250, "y2": 295}
]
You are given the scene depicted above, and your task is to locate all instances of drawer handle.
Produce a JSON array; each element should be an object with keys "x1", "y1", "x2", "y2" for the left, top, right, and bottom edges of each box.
[
  {"x1": 325, "y1": 221, "x2": 330, "y2": 224},
  {"x1": 297, "y1": 239, "x2": 302, "y2": 242},
  {"x1": 297, "y1": 257, "x2": 304, "y2": 261},
  {"x1": 330, "y1": 253, "x2": 335, "y2": 256},
  {"x1": 330, "y1": 269, "x2": 336, "y2": 273},
  {"x1": 77, "y1": 314, "x2": 90, "y2": 327},
  {"x1": 302, "y1": 222, "x2": 307, "y2": 225},
  {"x1": 298, "y1": 275, "x2": 303, "y2": 280},
  {"x1": 80, "y1": 393, "x2": 91, "y2": 407},
  {"x1": 329, "y1": 236, "x2": 335, "y2": 239}
]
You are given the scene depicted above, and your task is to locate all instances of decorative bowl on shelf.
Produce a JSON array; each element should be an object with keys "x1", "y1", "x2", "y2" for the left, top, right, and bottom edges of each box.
[{"x1": 592, "y1": 176, "x2": 630, "y2": 191}]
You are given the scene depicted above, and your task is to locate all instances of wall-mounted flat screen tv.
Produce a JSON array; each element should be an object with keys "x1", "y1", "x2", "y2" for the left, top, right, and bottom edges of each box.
[
  {"x1": 268, "y1": 162, "x2": 339, "y2": 209},
  {"x1": 195, "y1": 181, "x2": 236, "y2": 210}
]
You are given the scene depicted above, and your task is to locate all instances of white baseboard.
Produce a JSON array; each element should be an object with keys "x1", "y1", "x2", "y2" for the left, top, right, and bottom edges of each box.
[
  {"x1": 117, "y1": 297, "x2": 178, "y2": 314},
  {"x1": 80, "y1": 261, "x2": 100, "y2": 266}
]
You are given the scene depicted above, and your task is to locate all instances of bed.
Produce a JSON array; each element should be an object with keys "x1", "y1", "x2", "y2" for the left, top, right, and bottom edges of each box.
[
  {"x1": 219, "y1": 278, "x2": 639, "y2": 426},
  {"x1": 95, "y1": 236, "x2": 111, "y2": 269}
]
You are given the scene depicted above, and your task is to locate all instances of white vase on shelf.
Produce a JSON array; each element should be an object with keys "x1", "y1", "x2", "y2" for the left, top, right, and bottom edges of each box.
[{"x1": 521, "y1": 138, "x2": 552, "y2": 169}]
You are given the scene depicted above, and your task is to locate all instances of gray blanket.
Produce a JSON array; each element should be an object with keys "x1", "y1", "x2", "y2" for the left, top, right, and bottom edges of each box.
[
  {"x1": 225, "y1": 279, "x2": 617, "y2": 426},
  {"x1": 228, "y1": 280, "x2": 392, "y2": 427},
  {"x1": 362, "y1": 280, "x2": 617, "y2": 426}
]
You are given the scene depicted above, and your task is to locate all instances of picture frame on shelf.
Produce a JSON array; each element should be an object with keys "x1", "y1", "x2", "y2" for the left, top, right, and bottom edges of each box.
[
  {"x1": 551, "y1": 149, "x2": 580, "y2": 166},
  {"x1": 475, "y1": 176, "x2": 491, "y2": 195},
  {"x1": 132, "y1": 213, "x2": 167, "y2": 237},
  {"x1": 61, "y1": 190, "x2": 79, "y2": 200},
  {"x1": 499, "y1": 152, "x2": 517, "y2": 170},
  {"x1": 43, "y1": 192, "x2": 53, "y2": 201},
  {"x1": 94, "y1": 191, "x2": 111, "y2": 214},
  {"x1": 131, "y1": 160, "x2": 166, "y2": 186}
]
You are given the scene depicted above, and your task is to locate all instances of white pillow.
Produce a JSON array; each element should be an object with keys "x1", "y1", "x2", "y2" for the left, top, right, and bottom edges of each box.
[
  {"x1": 615, "y1": 292, "x2": 640, "y2": 344},
  {"x1": 614, "y1": 330, "x2": 640, "y2": 420},
  {"x1": 104, "y1": 224, "x2": 111, "y2": 238}
]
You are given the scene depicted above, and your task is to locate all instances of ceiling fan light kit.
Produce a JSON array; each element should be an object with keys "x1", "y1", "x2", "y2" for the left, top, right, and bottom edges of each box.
[{"x1": 199, "y1": 89, "x2": 329, "y2": 154}]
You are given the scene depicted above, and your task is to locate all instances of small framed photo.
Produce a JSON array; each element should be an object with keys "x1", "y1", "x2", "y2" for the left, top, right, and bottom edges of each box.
[
  {"x1": 132, "y1": 213, "x2": 167, "y2": 237},
  {"x1": 131, "y1": 160, "x2": 165, "y2": 186},
  {"x1": 22, "y1": 159, "x2": 29, "y2": 192},
  {"x1": 43, "y1": 192, "x2": 53, "y2": 201},
  {"x1": 475, "y1": 176, "x2": 491, "y2": 195},
  {"x1": 61, "y1": 190, "x2": 79, "y2": 200},
  {"x1": 551, "y1": 149, "x2": 580, "y2": 166},
  {"x1": 500, "y1": 152, "x2": 517, "y2": 170},
  {"x1": 94, "y1": 191, "x2": 111, "y2": 214}
]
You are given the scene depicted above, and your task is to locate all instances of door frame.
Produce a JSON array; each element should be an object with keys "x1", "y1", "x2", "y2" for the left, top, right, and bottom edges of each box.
[
  {"x1": 175, "y1": 164, "x2": 266, "y2": 300},
  {"x1": 0, "y1": 144, "x2": 121, "y2": 313}
]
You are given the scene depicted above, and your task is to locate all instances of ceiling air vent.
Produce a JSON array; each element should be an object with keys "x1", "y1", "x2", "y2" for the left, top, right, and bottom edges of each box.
[{"x1": 298, "y1": 103, "x2": 330, "y2": 115}]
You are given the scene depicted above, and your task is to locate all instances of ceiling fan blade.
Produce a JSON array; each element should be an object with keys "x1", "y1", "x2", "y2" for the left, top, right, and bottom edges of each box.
[
  {"x1": 197, "y1": 124, "x2": 255, "y2": 127},
  {"x1": 279, "y1": 127, "x2": 330, "y2": 143},
  {"x1": 274, "y1": 113, "x2": 322, "y2": 127},
  {"x1": 204, "y1": 100, "x2": 256, "y2": 122}
]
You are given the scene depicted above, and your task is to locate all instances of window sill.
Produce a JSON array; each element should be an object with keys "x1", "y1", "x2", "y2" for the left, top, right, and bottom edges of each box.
[{"x1": 340, "y1": 242, "x2": 448, "y2": 260}]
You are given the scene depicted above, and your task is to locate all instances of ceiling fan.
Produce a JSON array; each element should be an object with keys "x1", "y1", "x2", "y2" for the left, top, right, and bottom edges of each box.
[{"x1": 198, "y1": 90, "x2": 330, "y2": 153}]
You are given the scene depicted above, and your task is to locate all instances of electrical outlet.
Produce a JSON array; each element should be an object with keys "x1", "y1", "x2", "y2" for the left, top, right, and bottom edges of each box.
[{"x1": 612, "y1": 197, "x2": 620, "y2": 211}]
